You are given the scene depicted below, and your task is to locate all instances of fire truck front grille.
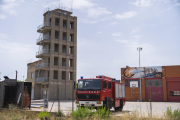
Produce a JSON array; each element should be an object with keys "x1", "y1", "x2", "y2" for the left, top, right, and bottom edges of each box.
[{"x1": 77, "y1": 94, "x2": 100, "y2": 100}]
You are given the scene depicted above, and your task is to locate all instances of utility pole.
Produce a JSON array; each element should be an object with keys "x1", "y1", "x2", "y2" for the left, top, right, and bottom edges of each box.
[
  {"x1": 16, "y1": 70, "x2": 18, "y2": 80},
  {"x1": 137, "y1": 47, "x2": 142, "y2": 102}
]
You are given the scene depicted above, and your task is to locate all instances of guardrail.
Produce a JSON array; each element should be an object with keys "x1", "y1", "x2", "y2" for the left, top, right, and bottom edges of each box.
[
  {"x1": 31, "y1": 99, "x2": 48, "y2": 108},
  {"x1": 37, "y1": 22, "x2": 51, "y2": 30},
  {"x1": 36, "y1": 35, "x2": 51, "y2": 43},
  {"x1": 35, "y1": 63, "x2": 50, "y2": 69},
  {"x1": 35, "y1": 77, "x2": 49, "y2": 83},
  {"x1": 36, "y1": 49, "x2": 50, "y2": 56}
]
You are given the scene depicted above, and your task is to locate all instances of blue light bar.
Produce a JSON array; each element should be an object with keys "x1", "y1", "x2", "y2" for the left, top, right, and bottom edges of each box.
[
  {"x1": 99, "y1": 76, "x2": 102, "y2": 78},
  {"x1": 81, "y1": 76, "x2": 83, "y2": 79}
]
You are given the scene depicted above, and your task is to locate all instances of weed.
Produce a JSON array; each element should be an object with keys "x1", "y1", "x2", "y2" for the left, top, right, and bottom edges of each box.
[
  {"x1": 71, "y1": 107, "x2": 95, "y2": 120},
  {"x1": 95, "y1": 107, "x2": 111, "y2": 119},
  {"x1": 38, "y1": 111, "x2": 50, "y2": 120},
  {"x1": 56, "y1": 110, "x2": 65, "y2": 117},
  {"x1": 166, "y1": 107, "x2": 180, "y2": 120}
]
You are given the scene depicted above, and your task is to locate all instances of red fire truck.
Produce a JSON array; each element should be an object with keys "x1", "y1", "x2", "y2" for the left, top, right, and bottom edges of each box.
[{"x1": 75, "y1": 75, "x2": 125, "y2": 111}]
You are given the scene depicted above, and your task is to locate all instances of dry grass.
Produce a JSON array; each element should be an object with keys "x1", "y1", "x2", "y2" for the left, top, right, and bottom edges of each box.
[{"x1": 0, "y1": 109, "x2": 171, "y2": 120}]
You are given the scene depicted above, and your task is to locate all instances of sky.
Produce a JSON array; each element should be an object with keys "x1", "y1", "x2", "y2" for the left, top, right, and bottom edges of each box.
[{"x1": 0, "y1": 0, "x2": 180, "y2": 81}]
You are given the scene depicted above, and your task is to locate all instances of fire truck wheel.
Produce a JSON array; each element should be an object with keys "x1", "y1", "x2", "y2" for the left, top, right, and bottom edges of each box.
[
  {"x1": 103, "y1": 97, "x2": 112, "y2": 111},
  {"x1": 119, "y1": 100, "x2": 123, "y2": 111}
]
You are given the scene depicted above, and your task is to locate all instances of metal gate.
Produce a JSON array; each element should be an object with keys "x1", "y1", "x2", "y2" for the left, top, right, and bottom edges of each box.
[
  {"x1": 166, "y1": 77, "x2": 180, "y2": 102},
  {"x1": 145, "y1": 79, "x2": 163, "y2": 102}
]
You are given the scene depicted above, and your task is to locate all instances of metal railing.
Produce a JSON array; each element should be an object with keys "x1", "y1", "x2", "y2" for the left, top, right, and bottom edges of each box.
[
  {"x1": 44, "y1": 6, "x2": 73, "y2": 15},
  {"x1": 35, "y1": 63, "x2": 50, "y2": 69},
  {"x1": 35, "y1": 77, "x2": 49, "y2": 82},
  {"x1": 37, "y1": 22, "x2": 51, "y2": 30},
  {"x1": 36, "y1": 49, "x2": 50, "y2": 56},
  {"x1": 36, "y1": 35, "x2": 51, "y2": 43}
]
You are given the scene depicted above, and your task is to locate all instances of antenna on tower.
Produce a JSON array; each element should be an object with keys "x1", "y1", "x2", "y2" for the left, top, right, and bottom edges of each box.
[
  {"x1": 59, "y1": 0, "x2": 60, "y2": 9},
  {"x1": 71, "y1": 0, "x2": 73, "y2": 12}
]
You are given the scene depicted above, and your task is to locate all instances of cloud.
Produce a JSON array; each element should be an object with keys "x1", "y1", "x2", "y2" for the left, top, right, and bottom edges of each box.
[
  {"x1": 133, "y1": 35, "x2": 142, "y2": 40},
  {"x1": 86, "y1": 7, "x2": 111, "y2": 18},
  {"x1": 132, "y1": 0, "x2": 151, "y2": 7},
  {"x1": 97, "y1": 32, "x2": 102, "y2": 34},
  {"x1": 112, "y1": 32, "x2": 122, "y2": 37},
  {"x1": 116, "y1": 40, "x2": 129, "y2": 43},
  {"x1": 131, "y1": 28, "x2": 140, "y2": 34},
  {"x1": 79, "y1": 17, "x2": 111, "y2": 24},
  {"x1": 0, "y1": 33, "x2": 36, "y2": 59},
  {"x1": 0, "y1": 0, "x2": 24, "y2": 19},
  {"x1": 175, "y1": 3, "x2": 180, "y2": 6},
  {"x1": 114, "y1": 11, "x2": 137, "y2": 20},
  {"x1": 109, "y1": 22, "x2": 118, "y2": 26},
  {"x1": 0, "y1": 14, "x2": 6, "y2": 19},
  {"x1": 43, "y1": 0, "x2": 95, "y2": 9}
]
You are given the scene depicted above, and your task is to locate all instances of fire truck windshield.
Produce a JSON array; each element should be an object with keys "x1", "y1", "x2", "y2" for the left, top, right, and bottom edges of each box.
[{"x1": 77, "y1": 79, "x2": 101, "y2": 90}]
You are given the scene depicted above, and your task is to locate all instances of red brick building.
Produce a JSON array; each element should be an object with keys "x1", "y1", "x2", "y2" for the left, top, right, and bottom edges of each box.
[{"x1": 121, "y1": 65, "x2": 180, "y2": 102}]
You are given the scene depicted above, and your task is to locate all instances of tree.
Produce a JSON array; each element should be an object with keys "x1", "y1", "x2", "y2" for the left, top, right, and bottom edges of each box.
[{"x1": 17, "y1": 80, "x2": 23, "y2": 82}]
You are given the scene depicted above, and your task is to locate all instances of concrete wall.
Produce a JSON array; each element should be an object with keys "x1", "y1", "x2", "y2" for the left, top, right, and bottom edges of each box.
[
  {"x1": 0, "y1": 82, "x2": 4, "y2": 108},
  {"x1": 34, "y1": 84, "x2": 41, "y2": 100},
  {"x1": 16, "y1": 82, "x2": 24, "y2": 106},
  {"x1": 27, "y1": 9, "x2": 77, "y2": 100}
]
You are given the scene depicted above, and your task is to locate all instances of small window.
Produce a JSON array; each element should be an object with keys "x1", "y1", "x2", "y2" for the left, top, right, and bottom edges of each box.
[
  {"x1": 42, "y1": 85, "x2": 44, "y2": 88},
  {"x1": 31, "y1": 73, "x2": 33, "y2": 79},
  {"x1": 54, "y1": 44, "x2": 59, "y2": 52},
  {"x1": 103, "y1": 81, "x2": 106, "y2": 89},
  {"x1": 63, "y1": 20, "x2": 67, "y2": 28},
  {"x1": 54, "y1": 71, "x2": 58, "y2": 79},
  {"x1": 125, "y1": 80, "x2": 129, "y2": 86},
  {"x1": 170, "y1": 91, "x2": 180, "y2": 96},
  {"x1": 62, "y1": 71, "x2": 66, "y2": 80},
  {"x1": 55, "y1": 18, "x2": 59, "y2": 26},
  {"x1": 46, "y1": 85, "x2": 49, "y2": 88},
  {"x1": 108, "y1": 82, "x2": 111, "y2": 89},
  {"x1": 70, "y1": 22, "x2": 74, "y2": 29}
]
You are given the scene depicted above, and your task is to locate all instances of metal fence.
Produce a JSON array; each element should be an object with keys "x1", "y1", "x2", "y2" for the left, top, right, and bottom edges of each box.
[
  {"x1": 36, "y1": 35, "x2": 51, "y2": 43},
  {"x1": 36, "y1": 49, "x2": 50, "y2": 56},
  {"x1": 37, "y1": 22, "x2": 51, "y2": 30},
  {"x1": 35, "y1": 63, "x2": 50, "y2": 69},
  {"x1": 35, "y1": 77, "x2": 49, "y2": 83}
]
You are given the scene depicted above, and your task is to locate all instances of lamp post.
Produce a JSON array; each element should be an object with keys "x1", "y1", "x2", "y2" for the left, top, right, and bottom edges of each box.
[
  {"x1": 23, "y1": 76, "x2": 24, "y2": 81},
  {"x1": 137, "y1": 47, "x2": 142, "y2": 102}
]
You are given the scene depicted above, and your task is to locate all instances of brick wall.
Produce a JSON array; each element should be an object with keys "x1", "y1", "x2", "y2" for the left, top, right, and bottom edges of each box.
[{"x1": 121, "y1": 65, "x2": 180, "y2": 102}]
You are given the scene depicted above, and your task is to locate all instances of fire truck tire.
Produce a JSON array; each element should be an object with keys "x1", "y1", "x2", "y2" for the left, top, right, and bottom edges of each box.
[
  {"x1": 119, "y1": 100, "x2": 123, "y2": 111},
  {"x1": 103, "y1": 97, "x2": 112, "y2": 111}
]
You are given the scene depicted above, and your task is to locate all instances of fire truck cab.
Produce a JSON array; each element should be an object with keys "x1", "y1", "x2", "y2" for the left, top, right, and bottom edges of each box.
[{"x1": 75, "y1": 75, "x2": 125, "y2": 111}]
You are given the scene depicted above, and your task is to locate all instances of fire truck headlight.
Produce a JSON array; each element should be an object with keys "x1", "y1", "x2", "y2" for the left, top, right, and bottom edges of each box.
[{"x1": 97, "y1": 101, "x2": 101, "y2": 104}]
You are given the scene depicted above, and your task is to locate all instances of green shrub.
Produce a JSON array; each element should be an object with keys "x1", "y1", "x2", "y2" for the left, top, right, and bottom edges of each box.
[
  {"x1": 166, "y1": 107, "x2": 180, "y2": 119},
  {"x1": 71, "y1": 107, "x2": 95, "y2": 120},
  {"x1": 71, "y1": 106, "x2": 111, "y2": 120},
  {"x1": 56, "y1": 110, "x2": 65, "y2": 117},
  {"x1": 95, "y1": 107, "x2": 111, "y2": 119},
  {"x1": 38, "y1": 111, "x2": 50, "y2": 120}
]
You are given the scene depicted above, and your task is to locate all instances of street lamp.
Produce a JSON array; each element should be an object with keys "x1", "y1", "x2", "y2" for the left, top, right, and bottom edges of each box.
[
  {"x1": 23, "y1": 76, "x2": 24, "y2": 81},
  {"x1": 137, "y1": 47, "x2": 142, "y2": 102}
]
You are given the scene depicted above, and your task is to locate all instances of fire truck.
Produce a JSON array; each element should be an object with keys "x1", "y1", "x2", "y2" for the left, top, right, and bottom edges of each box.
[{"x1": 75, "y1": 75, "x2": 125, "y2": 111}]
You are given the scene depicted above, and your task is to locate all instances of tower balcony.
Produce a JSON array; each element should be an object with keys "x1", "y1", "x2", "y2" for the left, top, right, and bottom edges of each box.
[
  {"x1": 36, "y1": 35, "x2": 51, "y2": 45},
  {"x1": 35, "y1": 77, "x2": 49, "y2": 83},
  {"x1": 36, "y1": 49, "x2": 50, "y2": 58},
  {"x1": 37, "y1": 22, "x2": 51, "y2": 33},
  {"x1": 35, "y1": 63, "x2": 50, "y2": 70}
]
